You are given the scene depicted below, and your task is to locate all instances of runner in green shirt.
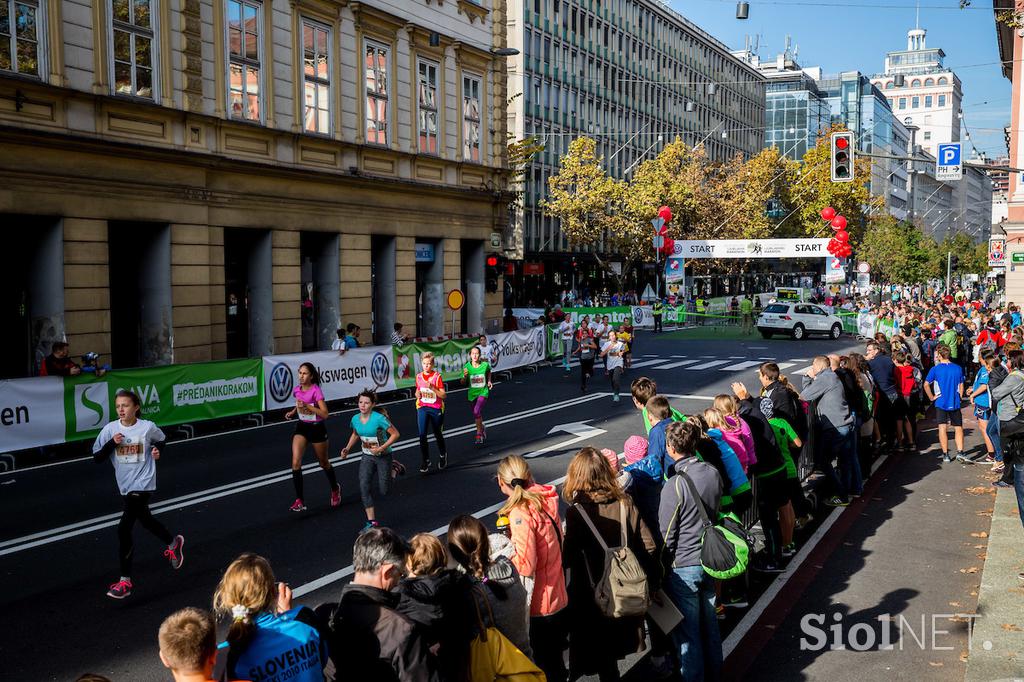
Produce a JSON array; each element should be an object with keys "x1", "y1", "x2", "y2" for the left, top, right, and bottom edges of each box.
[
  {"x1": 462, "y1": 345, "x2": 492, "y2": 445},
  {"x1": 768, "y1": 416, "x2": 804, "y2": 557},
  {"x1": 740, "y1": 296, "x2": 754, "y2": 335}
]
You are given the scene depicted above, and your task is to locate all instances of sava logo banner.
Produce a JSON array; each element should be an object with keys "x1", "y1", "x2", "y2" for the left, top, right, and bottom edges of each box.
[{"x1": 262, "y1": 347, "x2": 396, "y2": 410}]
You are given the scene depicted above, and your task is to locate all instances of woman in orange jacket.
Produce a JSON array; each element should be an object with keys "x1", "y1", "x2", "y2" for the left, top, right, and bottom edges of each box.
[{"x1": 497, "y1": 455, "x2": 569, "y2": 682}]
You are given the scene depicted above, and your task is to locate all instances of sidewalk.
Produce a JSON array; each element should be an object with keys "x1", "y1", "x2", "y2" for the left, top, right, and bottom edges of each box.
[
  {"x1": 966, "y1": 485, "x2": 1024, "y2": 681},
  {"x1": 724, "y1": 414, "x2": 997, "y2": 680}
]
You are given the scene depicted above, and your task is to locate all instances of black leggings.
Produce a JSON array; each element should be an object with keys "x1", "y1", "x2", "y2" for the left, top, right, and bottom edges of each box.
[
  {"x1": 609, "y1": 366, "x2": 623, "y2": 395},
  {"x1": 119, "y1": 491, "x2": 173, "y2": 577},
  {"x1": 417, "y1": 407, "x2": 447, "y2": 464},
  {"x1": 580, "y1": 358, "x2": 595, "y2": 389},
  {"x1": 756, "y1": 470, "x2": 786, "y2": 564}
]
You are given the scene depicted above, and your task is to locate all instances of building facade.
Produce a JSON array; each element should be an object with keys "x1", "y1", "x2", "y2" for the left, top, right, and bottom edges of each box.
[
  {"x1": 815, "y1": 71, "x2": 911, "y2": 219},
  {"x1": 871, "y1": 27, "x2": 962, "y2": 159},
  {"x1": 0, "y1": 0, "x2": 511, "y2": 379},
  {"x1": 503, "y1": 0, "x2": 765, "y2": 301}
]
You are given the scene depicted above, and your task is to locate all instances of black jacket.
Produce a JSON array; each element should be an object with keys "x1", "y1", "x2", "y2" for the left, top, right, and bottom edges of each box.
[
  {"x1": 737, "y1": 396, "x2": 784, "y2": 477},
  {"x1": 835, "y1": 367, "x2": 867, "y2": 416},
  {"x1": 326, "y1": 583, "x2": 439, "y2": 682},
  {"x1": 763, "y1": 381, "x2": 803, "y2": 437},
  {"x1": 396, "y1": 570, "x2": 475, "y2": 682}
]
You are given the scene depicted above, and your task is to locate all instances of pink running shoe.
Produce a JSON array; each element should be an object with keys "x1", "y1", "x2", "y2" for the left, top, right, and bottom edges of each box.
[
  {"x1": 289, "y1": 498, "x2": 307, "y2": 512},
  {"x1": 107, "y1": 579, "x2": 133, "y2": 599},
  {"x1": 330, "y1": 485, "x2": 342, "y2": 508},
  {"x1": 164, "y1": 534, "x2": 185, "y2": 570}
]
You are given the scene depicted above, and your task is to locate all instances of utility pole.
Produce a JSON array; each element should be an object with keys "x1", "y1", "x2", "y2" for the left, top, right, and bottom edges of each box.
[{"x1": 946, "y1": 251, "x2": 951, "y2": 292}]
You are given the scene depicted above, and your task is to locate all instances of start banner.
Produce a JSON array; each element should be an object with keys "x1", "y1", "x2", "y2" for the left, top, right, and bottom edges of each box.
[{"x1": 263, "y1": 347, "x2": 396, "y2": 410}]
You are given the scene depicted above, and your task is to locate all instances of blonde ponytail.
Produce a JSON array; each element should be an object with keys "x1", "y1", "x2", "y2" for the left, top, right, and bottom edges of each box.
[{"x1": 496, "y1": 455, "x2": 545, "y2": 517}]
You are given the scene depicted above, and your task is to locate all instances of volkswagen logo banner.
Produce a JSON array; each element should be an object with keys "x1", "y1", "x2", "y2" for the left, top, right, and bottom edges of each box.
[{"x1": 262, "y1": 347, "x2": 398, "y2": 409}]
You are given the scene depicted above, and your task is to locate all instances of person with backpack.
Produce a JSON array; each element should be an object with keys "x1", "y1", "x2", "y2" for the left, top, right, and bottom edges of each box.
[
  {"x1": 658, "y1": 420, "x2": 724, "y2": 681},
  {"x1": 968, "y1": 348, "x2": 1000, "y2": 467},
  {"x1": 938, "y1": 319, "x2": 960, "y2": 365},
  {"x1": 561, "y1": 448, "x2": 659, "y2": 681},
  {"x1": 496, "y1": 455, "x2": 569, "y2": 682}
]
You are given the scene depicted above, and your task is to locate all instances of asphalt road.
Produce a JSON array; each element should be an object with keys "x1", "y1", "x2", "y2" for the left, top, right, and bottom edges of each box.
[{"x1": 0, "y1": 333, "x2": 858, "y2": 681}]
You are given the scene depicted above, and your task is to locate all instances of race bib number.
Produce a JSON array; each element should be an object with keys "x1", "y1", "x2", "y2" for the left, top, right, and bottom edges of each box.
[
  {"x1": 420, "y1": 388, "x2": 437, "y2": 405},
  {"x1": 470, "y1": 374, "x2": 486, "y2": 389},
  {"x1": 360, "y1": 436, "x2": 381, "y2": 456},
  {"x1": 116, "y1": 440, "x2": 143, "y2": 464},
  {"x1": 298, "y1": 406, "x2": 318, "y2": 422}
]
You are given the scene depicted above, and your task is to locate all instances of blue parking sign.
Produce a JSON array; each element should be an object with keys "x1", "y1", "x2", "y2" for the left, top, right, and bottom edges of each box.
[{"x1": 936, "y1": 143, "x2": 962, "y2": 180}]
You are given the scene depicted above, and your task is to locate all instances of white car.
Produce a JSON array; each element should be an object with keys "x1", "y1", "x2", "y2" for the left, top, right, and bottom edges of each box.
[{"x1": 757, "y1": 302, "x2": 844, "y2": 340}]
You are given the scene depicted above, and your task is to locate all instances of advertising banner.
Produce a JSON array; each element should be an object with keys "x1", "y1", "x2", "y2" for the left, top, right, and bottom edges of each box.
[
  {"x1": 665, "y1": 257, "x2": 685, "y2": 283},
  {"x1": 263, "y1": 348, "x2": 394, "y2": 411},
  {"x1": 392, "y1": 337, "x2": 479, "y2": 388},
  {"x1": 989, "y1": 238, "x2": 1007, "y2": 268},
  {"x1": 488, "y1": 327, "x2": 547, "y2": 371},
  {"x1": 856, "y1": 312, "x2": 877, "y2": 338},
  {"x1": 674, "y1": 238, "x2": 831, "y2": 260},
  {"x1": 545, "y1": 324, "x2": 565, "y2": 360},
  {"x1": 511, "y1": 308, "x2": 546, "y2": 329},
  {"x1": 1, "y1": 376, "x2": 65, "y2": 452},
  {"x1": 65, "y1": 359, "x2": 264, "y2": 443}
]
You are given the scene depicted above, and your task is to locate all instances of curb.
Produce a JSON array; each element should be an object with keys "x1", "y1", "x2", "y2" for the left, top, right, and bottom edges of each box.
[{"x1": 966, "y1": 485, "x2": 1024, "y2": 682}]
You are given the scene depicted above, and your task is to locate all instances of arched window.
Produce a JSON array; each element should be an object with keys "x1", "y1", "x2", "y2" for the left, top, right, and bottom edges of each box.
[
  {"x1": 911, "y1": 78, "x2": 921, "y2": 87},
  {"x1": 884, "y1": 81, "x2": 893, "y2": 89},
  {"x1": 938, "y1": 76, "x2": 948, "y2": 85},
  {"x1": 924, "y1": 77, "x2": 935, "y2": 87}
]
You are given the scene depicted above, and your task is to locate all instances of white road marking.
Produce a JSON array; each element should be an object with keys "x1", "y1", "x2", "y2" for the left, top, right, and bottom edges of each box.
[
  {"x1": 652, "y1": 359, "x2": 700, "y2": 370},
  {"x1": 629, "y1": 358, "x2": 675, "y2": 369},
  {"x1": 720, "y1": 360, "x2": 763, "y2": 371},
  {"x1": 685, "y1": 360, "x2": 731, "y2": 370}
]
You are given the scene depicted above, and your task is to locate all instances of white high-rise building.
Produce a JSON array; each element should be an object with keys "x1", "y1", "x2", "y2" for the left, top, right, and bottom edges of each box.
[{"x1": 871, "y1": 27, "x2": 962, "y2": 159}]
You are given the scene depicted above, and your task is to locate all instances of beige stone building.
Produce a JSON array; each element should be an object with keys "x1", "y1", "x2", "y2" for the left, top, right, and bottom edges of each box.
[{"x1": 0, "y1": 0, "x2": 511, "y2": 377}]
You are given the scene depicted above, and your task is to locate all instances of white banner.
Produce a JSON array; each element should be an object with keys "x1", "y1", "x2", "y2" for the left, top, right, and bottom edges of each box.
[
  {"x1": 511, "y1": 308, "x2": 546, "y2": 329},
  {"x1": 825, "y1": 256, "x2": 846, "y2": 284},
  {"x1": 262, "y1": 346, "x2": 397, "y2": 410},
  {"x1": 674, "y1": 238, "x2": 831, "y2": 259},
  {"x1": 857, "y1": 312, "x2": 877, "y2": 338},
  {"x1": 0, "y1": 376, "x2": 65, "y2": 453},
  {"x1": 487, "y1": 328, "x2": 546, "y2": 371},
  {"x1": 989, "y1": 238, "x2": 1007, "y2": 268}
]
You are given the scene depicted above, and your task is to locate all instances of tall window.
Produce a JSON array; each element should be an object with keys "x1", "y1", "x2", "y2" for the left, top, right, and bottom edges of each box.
[
  {"x1": 112, "y1": 0, "x2": 155, "y2": 98},
  {"x1": 417, "y1": 59, "x2": 438, "y2": 154},
  {"x1": 301, "y1": 19, "x2": 330, "y2": 134},
  {"x1": 227, "y1": 0, "x2": 261, "y2": 121},
  {"x1": 462, "y1": 74, "x2": 481, "y2": 162},
  {"x1": 924, "y1": 95, "x2": 932, "y2": 108},
  {"x1": 898, "y1": 97, "x2": 906, "y2": 110},
  {"x1": 364, "y1": 40, "x2": 388, "y2": 144},
  {"x1": 911, "y1": 96, "x2": 919, "y2": 109},
  {"x1": 938, "y1": 94, "x2": 946, "y2": 108},
  {"x1": 1, "y1": 0, "x2": 42, "y2": 77}
]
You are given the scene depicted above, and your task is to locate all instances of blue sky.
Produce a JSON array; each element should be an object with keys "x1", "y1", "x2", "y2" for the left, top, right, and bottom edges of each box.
[{"x1": 673, "y1": 0, "x2": 1011, "y2": 158}]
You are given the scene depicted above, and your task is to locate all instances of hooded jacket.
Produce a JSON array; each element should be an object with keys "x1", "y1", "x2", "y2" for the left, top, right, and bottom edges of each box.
[
  {"x1": 800, "y1": 368, "x2": 854, "y2": 430},
  {"x1": 507, "y1": 482, "x2": 569, "y2": 617},
  {"x1": 328, "y1": 583, "x2": 438, "y2": 682}
]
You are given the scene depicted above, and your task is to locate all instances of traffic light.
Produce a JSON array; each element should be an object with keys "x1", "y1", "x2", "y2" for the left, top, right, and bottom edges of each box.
[
  {"x1": 485, "y1": 254, "x2": 501, "y2": 293},
  {"x1": 950, "y1": 255, "x2": 960, "y2": 272},
  {"x1": 830, "y1": 131, "x2": 855, "y2": 183}
]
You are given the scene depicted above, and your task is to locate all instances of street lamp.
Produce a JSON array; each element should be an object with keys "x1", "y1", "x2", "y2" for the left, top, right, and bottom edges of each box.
[
  {"x1": 736, "y1": 2, "x2": 749, "y2": 19},
  {"x1": 491, "y1": 47, "x2": 520, "y2": 57}
]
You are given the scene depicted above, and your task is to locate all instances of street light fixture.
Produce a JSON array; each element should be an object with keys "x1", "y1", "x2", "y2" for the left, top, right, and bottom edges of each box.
[
  {"x1": 491, "y1": 47, "x2": 520, "y2": 57},
  {"x1": 736, "y1": 2, "x2": 749, "y2": 19}
]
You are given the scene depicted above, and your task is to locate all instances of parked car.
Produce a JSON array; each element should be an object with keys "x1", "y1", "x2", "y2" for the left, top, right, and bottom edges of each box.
[{"x1": 757, "y1": 302, "x2": 844, "y2": 340}]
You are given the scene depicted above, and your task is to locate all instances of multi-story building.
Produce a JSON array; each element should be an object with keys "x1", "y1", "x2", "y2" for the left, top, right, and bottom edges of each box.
[
  {"x1": 738, "y1": 51, "x2": 830, "y2": 161},
  {"x1": 504, "y1": 0, "x2": 765, "y2": 301},
  {"x1": 871, "y1": 27, "x2": 961, "y2": 159},
  {"x1": 990, "y1": 155, "x2": 1009, "y2": 228},
  {"x1": 814, "y1": 71, "x2": 911, "y2": 219},
  {"x1": 0, "y1": 0, "x2": 511, "y2": 378}
]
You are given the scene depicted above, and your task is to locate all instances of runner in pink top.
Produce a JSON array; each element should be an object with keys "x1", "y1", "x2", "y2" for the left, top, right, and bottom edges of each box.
[
  {"x1": 283, "y1": 362, "x2": 341, "y2": 512},
  {"x1": 415, "y1": 352, "x2": 448, "y2": 473}
]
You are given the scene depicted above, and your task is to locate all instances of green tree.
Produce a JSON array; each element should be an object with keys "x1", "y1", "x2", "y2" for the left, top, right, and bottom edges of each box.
[
  {"x1": 858, "y1": 215, "x2": 941, "y2": 283},
  {"x1": 938, "y1": 232, "x2": 989, "y2": 276}
]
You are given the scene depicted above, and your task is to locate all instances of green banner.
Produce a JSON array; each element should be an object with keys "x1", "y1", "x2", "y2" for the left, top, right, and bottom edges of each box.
[
  {"x1": 562, "y1": 306, "x2": 633, "y2": 326},
  {"x1": 545, "y1": 324, "x2": 564, "y2": 360},
  {"x1": 392, "y1": 337, "x2": 479, "y2": 388},
  {"x1": 837, "y1": 311, "x2": 859, "y2": 334},
  {"x1": 63, "y1": 359, "x2": 264, "y2": 442}
]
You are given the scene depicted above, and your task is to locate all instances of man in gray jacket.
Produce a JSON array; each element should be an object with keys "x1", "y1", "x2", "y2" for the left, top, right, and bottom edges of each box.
[
  {"x1": 800, "y1": 356, "x2": 860, "y2": 507},
  {"x1": 659, "y1": 420, "x2": 724, "y2": 682}
]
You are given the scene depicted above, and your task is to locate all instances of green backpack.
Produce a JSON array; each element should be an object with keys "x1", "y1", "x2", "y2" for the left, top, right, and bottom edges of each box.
[{"x1": 674, "y1": 472, "x2": 751, "y2": 580}]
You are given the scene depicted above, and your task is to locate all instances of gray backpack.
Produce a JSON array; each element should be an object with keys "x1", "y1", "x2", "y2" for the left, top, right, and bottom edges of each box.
[{"x1": 575, "y1": 501, "x2": 650, "y2": 619}]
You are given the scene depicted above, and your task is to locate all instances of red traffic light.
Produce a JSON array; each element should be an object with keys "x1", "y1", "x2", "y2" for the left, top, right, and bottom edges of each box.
[
  {"x1": 486, "y1": 256, "x2": 498, "y2": 267},
  {"x1": 835, "y1": 136, "x2": 849, "y2": 150}
]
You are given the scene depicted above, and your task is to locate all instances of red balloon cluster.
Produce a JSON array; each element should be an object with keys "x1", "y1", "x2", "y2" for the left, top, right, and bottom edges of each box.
[
  {"x1": 657, "y1": 205, "x2": 674, "y2": 254},
  {"x1": 821, "y1": 206, "x2": 852, "y2": 259}
]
